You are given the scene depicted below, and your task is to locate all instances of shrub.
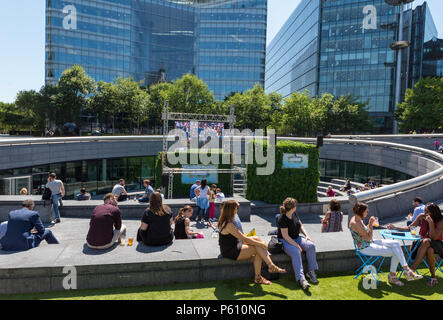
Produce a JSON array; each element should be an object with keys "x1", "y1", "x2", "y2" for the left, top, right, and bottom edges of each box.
[{"x1": 245, "y1": 140, "x2": 319, "y2": 204}]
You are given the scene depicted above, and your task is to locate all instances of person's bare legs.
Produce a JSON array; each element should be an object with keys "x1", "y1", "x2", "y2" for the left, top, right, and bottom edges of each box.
[
  {"x1": 237, "y1": 245, "x2": 270, "y2": 284},
  {"x1": 248, "y1": 236, "x2": 285, "y2": 272},
  {"x1": 411, "y1": 239, "x2": 431, "y2": 271},
  {"x1": 426, "y1": 246, "x2": 436, "y2": 278}
]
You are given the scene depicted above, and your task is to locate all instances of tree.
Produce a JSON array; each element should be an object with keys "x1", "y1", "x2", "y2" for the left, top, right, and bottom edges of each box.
[
  {"x1": 395, "y1": 77, "x2": 443, "y2": 133},
  {"x1": 0, "y1": 102, "x2": 27, "y2": 132},
  {"x1": 314, "y1": 94, "x2": 373, "y2": 135},
  {"x1": 276, "y1": 91, "x2": 314, "y2": 136},
  {"x1": 54, "y1": 65, "x2": 96, "y2": 128},
  {"x1": 89, "y1": 77, "x2": 150, "y2": 133},
  {"x1": 147, "y1": 81, "x2": 173, "y2": 129},
  {"x1": 225, "y1": 84, "x2": 274, "y2": 130},
  {"x1": 167, "y1": 74, "x2": 215, "y2": 114}
]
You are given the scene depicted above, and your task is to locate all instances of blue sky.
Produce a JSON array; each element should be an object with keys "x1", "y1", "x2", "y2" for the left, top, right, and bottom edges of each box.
[{"x1": 0, "y1": 0, "x2": 442, "y2": 103}]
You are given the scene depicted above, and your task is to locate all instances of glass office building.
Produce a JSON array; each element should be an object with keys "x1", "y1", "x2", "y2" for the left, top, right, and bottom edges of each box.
[
  {"x1": 422, "y1": 37, "x2": 443, "y2": 78},
  {"x1": 265, "y1": 0, "x2": 320, "y2": 97},
  {"x1": 195, "y1": 0, "x2": 267, "y2": 100},
  {"x1": 45, "y1": 0, "x2": 267, "y2": 100},
  {"x1": 406, "y1": 2, "x2": 438, "y2": 87},
  {"x1": 265, "y1": 0, "x2": 438, "y2": 132}
]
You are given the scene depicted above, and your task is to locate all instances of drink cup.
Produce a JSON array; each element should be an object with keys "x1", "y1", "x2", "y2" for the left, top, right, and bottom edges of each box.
[
  {"x1": 128, "y1": 238, "x2": 134, "y2": 246},
  {"x1": 373, "y1": 217, "x2": 379, "y2": 228}
]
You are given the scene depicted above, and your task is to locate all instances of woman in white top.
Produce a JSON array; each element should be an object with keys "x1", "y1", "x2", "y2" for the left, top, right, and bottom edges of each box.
[{"x1": 195, "y1": 179, "x2": 210, "y2": 222}]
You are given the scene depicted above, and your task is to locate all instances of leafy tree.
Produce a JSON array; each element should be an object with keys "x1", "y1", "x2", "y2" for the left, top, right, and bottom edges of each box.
[
  {"x1": 395, "y1": 77, "x2": 443, "y2": 133},
  {"x1": 167, "y1": 74, "x2": 215, "y2": 114},
  {"x1": 276, "y1": 91, "x2": 314, "y2": 136},
  {"x1": 225, "y1": 84, "x2": 273, "y2": 130},
  {"x1": 0, "y1": 102, "x2": 28, "y2": 132},
  {"x1": 54, "y1": 65, "x2": 96, "y2": 127},
  {"x1": 89, "y1": 77, "x2": 149, "y2": 133},
  {"x1": 314, "y1": 94, "x2": 373, "y2": 135},
  {"x1": 147, "y1": 81, "x2": 173, "y2": 128}
]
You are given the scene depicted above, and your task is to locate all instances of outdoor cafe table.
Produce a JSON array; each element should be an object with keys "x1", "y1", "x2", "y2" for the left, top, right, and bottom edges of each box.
[{"x1": 379, "y1": 229, "x2": 422, "y2": 277}]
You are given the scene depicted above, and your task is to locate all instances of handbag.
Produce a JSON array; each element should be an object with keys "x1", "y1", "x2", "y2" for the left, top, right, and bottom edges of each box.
[
  {"x1": 42, "y1": 187, "x2": 52, "y2": 200},
  {"x1": 267, "y1": 236, "x2": 283, "y2": 254}
]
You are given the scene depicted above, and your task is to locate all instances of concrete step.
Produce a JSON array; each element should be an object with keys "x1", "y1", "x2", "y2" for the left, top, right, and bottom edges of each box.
[
  {"x1": 331, "y1": 179, "x2": 365, "y2": 189},
  {"x1": 318, "y1": 181, "x2": 343, "y2": 189}
]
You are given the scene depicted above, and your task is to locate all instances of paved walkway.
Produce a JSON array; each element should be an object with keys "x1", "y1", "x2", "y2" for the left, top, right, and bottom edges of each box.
[{"x1": 1, "y1": 199, "x2": 441, "y2": 270}]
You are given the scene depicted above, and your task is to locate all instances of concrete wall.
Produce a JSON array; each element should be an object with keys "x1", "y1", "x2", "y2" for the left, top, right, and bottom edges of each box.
[
  {"x1": 0, "y1": 138, "x2": 162, "y2": 171},
  {"x1": 0, "y1": 195, "x2": 53, "y2": 223},
  {"x1": 332, "y1": 134, "x2": 443, "y2": 151},
  {"x1": 318, "y1": 143, "x2": 441, "y2": 177}
]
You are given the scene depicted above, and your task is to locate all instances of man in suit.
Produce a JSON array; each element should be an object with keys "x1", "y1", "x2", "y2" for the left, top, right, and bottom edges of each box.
[{"x1": 0, "y1": 199, "x2": 59, "y2": 251}]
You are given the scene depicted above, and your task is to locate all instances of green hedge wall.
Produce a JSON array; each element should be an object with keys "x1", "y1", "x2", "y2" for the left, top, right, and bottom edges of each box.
[
  {"x1": 155, "y1": 149, "x2": 233, "y2": 198},
  {"x1": 245, "y1": 140, "x2": 320, "y2": 204}
]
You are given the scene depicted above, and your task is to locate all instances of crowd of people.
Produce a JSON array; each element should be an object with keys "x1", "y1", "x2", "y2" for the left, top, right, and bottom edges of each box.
[
  {"x1": 1, "y1": 176, "x2": 442, "y2": 290},
  {"x1": 190, "y1": 179, "x2": 225, "y2": 223},
  {"x1": 330, "y1": 178, "x2": 383, "y2": 197}
]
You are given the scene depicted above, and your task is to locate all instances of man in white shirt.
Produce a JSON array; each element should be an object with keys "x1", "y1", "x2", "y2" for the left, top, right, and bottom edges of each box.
[
  {"x1": 407, "y1": 197, "x2": 425, "y2": 226},
  {"x1": 112, "y1": 179, "x2": 128, "y2": 202},
  {"x1": 46, "y1": 173, "x2": 65, "y2": 224}
]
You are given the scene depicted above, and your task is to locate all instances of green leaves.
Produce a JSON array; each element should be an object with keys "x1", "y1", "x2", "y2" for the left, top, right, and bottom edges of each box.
[
  {"x1": 225, "y1": 84, "x2": 277, "y2": 130},
  {"x1": 395, "y1": 77, "x2": 443, "y2": 133},
  {"x1": 270, "y1": 91, "x2": 373, "y2": 136},
  {"x1": 246, "y1": 140, "x2": 320, "y2": 204}
]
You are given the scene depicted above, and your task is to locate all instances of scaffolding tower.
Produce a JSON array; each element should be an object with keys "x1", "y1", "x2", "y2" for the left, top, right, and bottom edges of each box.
[{"x1": 161, "y1": 101, "x2": 244, "y2": 199}]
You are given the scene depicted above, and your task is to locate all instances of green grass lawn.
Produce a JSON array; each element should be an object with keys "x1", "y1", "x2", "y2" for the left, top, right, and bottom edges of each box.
[{"x1": 2, "y1": 268, "x2": 442, "y2": 300}]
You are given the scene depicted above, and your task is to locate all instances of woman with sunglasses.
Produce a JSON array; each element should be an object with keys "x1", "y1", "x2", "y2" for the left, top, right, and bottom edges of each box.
[{"x1": 388, "y1": 203, "x2": 443, "y2": 286}]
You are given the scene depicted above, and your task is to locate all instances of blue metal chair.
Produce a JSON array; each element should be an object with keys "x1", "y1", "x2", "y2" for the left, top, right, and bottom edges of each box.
[{"x1": 353, "y1": 241, "x2": 385, "y2": 283}]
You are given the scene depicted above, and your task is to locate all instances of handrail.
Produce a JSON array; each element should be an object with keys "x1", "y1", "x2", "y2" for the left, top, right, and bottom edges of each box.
[
  {"x1": 328, "y1": 134, "x2": 443, "y2": 139},
  {"x1": 0, "y1": 135, "x2": 164, "y2": 146},
  {"x1": 284, "y1": 137, "x2": 443, "y2": 203}
]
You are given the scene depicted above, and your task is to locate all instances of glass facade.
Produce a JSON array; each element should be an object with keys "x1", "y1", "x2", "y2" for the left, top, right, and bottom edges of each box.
[
  {"x1": 265, "y1": 0, "x2": 438, "y2": 133},
  {"x1": 195, "y1": 0, "x2": 267, "y2": 100},
  {"x1": 422, "y1": 37, "x2": 443, "y2": 78},
  {"x1": 265, "y1": 0, "x2": 320, "y2": 97},
  {"x1": 319, "y1": 159, "x2": 412, "y2": 185},
  {"x1": 0, "y1": 156, "x2": 157, "y2": 199},
  {"x1": 407, "y1": 2, "x2": 438, "y2": 87},
  {"x1": 318, "y1": 0, "x2": 399, "y2": 127},
  {"x1": 45, "y1": 0, "x2": 267, "y2": 100}
]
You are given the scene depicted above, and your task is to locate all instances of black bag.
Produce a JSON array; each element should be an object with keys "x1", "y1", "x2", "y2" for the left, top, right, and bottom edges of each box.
[
  {"x1": 42, "y1": 187, "x2": 52, "y2": 200},
  {"x1": 268, "y1": 236, "x2": 283, "y2": 254}
]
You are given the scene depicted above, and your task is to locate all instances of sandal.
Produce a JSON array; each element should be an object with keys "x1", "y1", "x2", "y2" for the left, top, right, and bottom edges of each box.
[
  {"x1": 254, "y1": 275, "x2": 272, "y2": 285},
  {"x1": 268, "y1": 264, "x2": 287, "y2": 274},
  {"x1": 388, "y1": 274, "x2": 404, "y2": 287},
  {"x1": 404, "y1": 270, "x2": 423, "y2": 281},
  {"x1": 428, "y1": 278, "x2": 438, "y2": 287}
]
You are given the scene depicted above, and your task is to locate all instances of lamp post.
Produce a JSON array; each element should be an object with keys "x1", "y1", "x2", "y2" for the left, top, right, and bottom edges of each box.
[{"x1": 385, "y1": 0, "x2": 414, "y2": 134}]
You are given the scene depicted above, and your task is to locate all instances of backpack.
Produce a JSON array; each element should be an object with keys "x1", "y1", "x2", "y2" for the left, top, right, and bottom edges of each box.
[
  {"x1": 267, "y1": 236, "x2": 283, "y2": 254},
  {"x1": 42, "y1": 187, "x2": 52, "y2": 201}
]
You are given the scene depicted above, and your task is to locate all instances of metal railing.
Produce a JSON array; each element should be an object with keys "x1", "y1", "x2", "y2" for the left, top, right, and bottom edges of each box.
[
  {"x1": 285, "y1": 137, "x2": 443, "y2": 203},
  {"x1": 0, "y1": 135, "x2": 164, "y2": 146}
]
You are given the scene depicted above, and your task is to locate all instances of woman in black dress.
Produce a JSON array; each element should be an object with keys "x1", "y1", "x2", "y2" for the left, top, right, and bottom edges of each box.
[
  {"x1": 174, "y1": 205, "x2": 202, "y2": 239},
  {"x1": 218, "y1": 200, "x2": 286, "y2": 285},
  {"x1": 137, "y1": 192, "x2": 173, "y2": 246}
]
